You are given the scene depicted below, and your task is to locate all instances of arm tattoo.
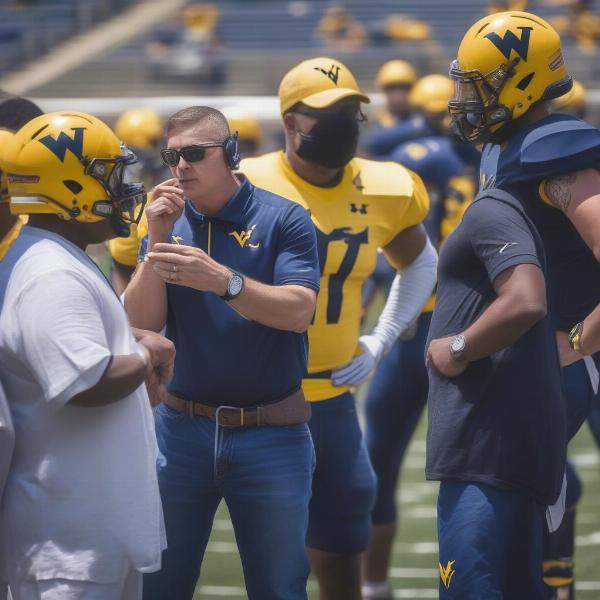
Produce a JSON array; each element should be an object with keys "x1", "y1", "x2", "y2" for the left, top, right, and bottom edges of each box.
[{"x1": 544, "y1": 173, "x2": 576, "y2": 212}]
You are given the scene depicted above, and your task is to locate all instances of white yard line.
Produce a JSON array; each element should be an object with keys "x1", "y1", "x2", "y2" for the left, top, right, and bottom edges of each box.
[
  {"x1": 576, "y1": 582, "x2": 600, "y2": 591},
  {"x1": 197, "y1": 586, "x2": 246, "y2": 597},
  {"x1": 393, "y1": 590, "x2": 438, "y2": 598},
  {"x1": 390, "y1": 567, "x2": 438, "y2": 579},
  {"x1": 395, "y1": 542, "x2": 439, "y2": 555},
  {"x1": 206, "y1": 541, "x2": 238, "y2": 553},
  {"x1": 571, "y1": 452, "x2": 599, "y2": 468},
  {"x1": 212, "y1": 519, "x2": 234, "y2": 531},
  {"x1": 576, "y1": 530, "x2": 600, "y2": 546}
]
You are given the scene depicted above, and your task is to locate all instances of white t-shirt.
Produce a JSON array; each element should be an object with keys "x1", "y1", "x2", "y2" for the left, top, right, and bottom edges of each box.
[{"x1": 0, "y1": 226, "x2": 166, "y2": 583}]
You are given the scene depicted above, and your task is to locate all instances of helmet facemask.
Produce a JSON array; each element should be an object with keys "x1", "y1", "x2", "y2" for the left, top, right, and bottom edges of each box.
[
  {"x1": 448, "y1": 58, "x2": 518, "y2": 143},
  {"x1": 84, "y1": 144, "x2": 147, "y2": 236}
]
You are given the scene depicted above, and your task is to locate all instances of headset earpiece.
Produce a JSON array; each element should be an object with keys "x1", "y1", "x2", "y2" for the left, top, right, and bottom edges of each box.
[{"x1": 223, "y1": 132, "x2": 241, "y2": 169}]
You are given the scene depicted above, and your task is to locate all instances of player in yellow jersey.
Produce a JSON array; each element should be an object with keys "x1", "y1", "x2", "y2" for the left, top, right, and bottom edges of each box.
[{"x1": 239, "y1": 57, "x2": 438, "y2": 600}]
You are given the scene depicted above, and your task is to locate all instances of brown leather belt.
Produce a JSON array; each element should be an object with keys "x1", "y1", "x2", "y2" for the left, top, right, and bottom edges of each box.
[{"x1": 163, "y1": 389, "x2": 310, "y2": 428}]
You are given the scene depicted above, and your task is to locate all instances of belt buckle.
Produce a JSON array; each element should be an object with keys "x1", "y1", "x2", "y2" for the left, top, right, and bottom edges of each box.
[
  {"x1": 216, "y1": 405, "x2": 244, "y2": 427},
  {"x1": 226, "y1": 407, "x2": 244, "y2": 427},
  {"x1": 185, "y1": 400, "x2": 194, "y2": 418}
]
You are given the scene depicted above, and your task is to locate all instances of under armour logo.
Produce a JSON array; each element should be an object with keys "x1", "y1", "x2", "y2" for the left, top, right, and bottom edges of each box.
[
  {"x1": 313, "y1": 64, "x2": 341, "y2": 85},
  {"x1": 350, "y1": 203, "x2": 368, "y2": 214},
  {"x1": 485, "y1": 26, "x2": 533, "y2": 61}
]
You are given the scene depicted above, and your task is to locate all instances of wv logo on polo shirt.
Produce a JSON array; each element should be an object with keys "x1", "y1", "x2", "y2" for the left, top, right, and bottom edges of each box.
[
  {"x1": 485, "y1": 26, "x2": 533, "y2": 61},
  {"x1": 229, "y1": 224, "x2": 260, "y2": 249},
  {"x1": 439, "y1": 560, "x2": 456, "y2": 589},
  {"x1": 39, "y1": 127, "x2": 86, "y2": 162}
]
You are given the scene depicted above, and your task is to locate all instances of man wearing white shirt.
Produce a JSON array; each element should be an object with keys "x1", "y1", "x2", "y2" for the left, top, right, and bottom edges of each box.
[{"x1": 0, "y1": 111, "x2": 174, "y2": 600}]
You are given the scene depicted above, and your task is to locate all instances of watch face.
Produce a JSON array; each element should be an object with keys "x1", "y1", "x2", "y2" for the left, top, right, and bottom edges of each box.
[
  {"x1": 228, "y1": 274, "x2": 243, "y2": 296},
  {"x1": 451, "y1": 335, "x2": 465, "y2": 354}
]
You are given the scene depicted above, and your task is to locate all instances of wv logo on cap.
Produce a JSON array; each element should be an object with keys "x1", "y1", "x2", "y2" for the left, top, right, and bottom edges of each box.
[
  {"x1": 484, "y1": 26, "x2": 533, "y2": 61},
  {"x1": 39, "y1": 127, "x2": 86, "y2": 162},
  {"x1": 313, "y1": 64, "x2": 341, "y2": 85}
]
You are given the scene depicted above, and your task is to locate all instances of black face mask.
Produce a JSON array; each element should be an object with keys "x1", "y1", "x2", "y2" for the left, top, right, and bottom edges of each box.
[{"x1": 297, "y1": 114, "x2": 359, "y2": 169}]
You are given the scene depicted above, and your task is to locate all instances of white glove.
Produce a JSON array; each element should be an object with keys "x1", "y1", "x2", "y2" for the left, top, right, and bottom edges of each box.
[{"x1": 331, "y1": 335, "x2": 386, "y2": 387}]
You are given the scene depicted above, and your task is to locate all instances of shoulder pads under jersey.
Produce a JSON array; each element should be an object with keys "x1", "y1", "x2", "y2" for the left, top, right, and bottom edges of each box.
[
  {"x1": 520, "y1": 117, "x2": 600, "y2": 180},
  {"x1": 350, "y1": 157, "x2": 415, "y2": 198}
]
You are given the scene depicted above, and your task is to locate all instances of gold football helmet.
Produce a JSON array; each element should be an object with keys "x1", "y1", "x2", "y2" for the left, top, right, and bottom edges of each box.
[
  {"x1": 449, "y1": 11, "x2": 572, "y2": 142},
  {"x1": 376, "y1": 60, "x2": 417, "y2": 89},
  {"x1": 409, "y1": 74, "x2": 454, "y2": 114},
  {"x1": 4, "y1": 111, "x2": 146, "y2": 235},
  {"x1": 115, "y1": 107, "x2": 163, "y2": 150}
]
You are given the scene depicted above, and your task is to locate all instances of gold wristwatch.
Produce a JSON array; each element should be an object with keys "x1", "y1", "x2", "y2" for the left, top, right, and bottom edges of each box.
[{"x1": 568, "y1": 322, "x2": 584, "y2": 353}]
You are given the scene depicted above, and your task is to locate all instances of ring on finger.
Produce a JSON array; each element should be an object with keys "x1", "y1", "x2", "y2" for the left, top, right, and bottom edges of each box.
[{"x1": 172, "y1": 265, "x2": 177, "y2": 273}]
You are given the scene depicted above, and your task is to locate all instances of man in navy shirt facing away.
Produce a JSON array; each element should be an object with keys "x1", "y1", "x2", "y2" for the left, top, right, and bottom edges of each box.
[
  {"x1": 450, "y1": 10, "x2": 600, "y2": 599},
  {"x1": 426, "y1": 189, "x2": 565, "y2": 599},
  {"x1": 125, "y1": 106, "x2": 320, "y2": 600}
]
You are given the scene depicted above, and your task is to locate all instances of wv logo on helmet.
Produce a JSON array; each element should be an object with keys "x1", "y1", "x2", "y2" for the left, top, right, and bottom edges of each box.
[
  {"x1": 485, "y1": 26, "x2": 533, "y2": 61},
  {"x1": 39, "y1": 127, "x2": 86, "y2": 162}
]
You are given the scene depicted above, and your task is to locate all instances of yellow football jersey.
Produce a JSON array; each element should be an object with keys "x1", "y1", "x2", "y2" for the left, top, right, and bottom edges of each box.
[
  {"x1": 240, "y1": 151, "x2": 429, "y2": 401},
  {"x1": 107, "y1": 213, "x2": 148, "y2": 267},
  {"x1": 0, "y1": 217, "x2": 23, "y2": 261}
]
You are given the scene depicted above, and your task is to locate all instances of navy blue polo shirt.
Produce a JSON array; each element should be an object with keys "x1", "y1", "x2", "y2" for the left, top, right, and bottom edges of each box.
[
  {"x1": 426, "y1": 190, "x2": 566, "y2": 505},
  {"x1": 140, "y1": 178, "x2": 320, "y2": 408}
]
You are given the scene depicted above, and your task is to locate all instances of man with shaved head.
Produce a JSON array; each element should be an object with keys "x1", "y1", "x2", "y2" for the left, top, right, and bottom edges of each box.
[{"x1": 125, "y1": 106, "x2": 321, "y2": 600}]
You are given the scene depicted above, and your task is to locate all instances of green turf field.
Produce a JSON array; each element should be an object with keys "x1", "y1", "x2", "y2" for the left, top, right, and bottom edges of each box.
[{"x1": 193, "y1": 411, "x2": 600, "y2": 599}]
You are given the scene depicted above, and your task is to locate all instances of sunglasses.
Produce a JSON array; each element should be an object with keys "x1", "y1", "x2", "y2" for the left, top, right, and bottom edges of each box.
[{"x1": 160, "y1": 143, "x2": 224, "y2": 167}]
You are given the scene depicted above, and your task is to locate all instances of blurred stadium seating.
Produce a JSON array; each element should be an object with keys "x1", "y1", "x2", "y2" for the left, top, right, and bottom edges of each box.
[
  {"x1": 0, "y1": 0, "x2": 135, "y2": 74},
  {"x1": 1, "y1": 0, "x2": 598, "y2": 100}
]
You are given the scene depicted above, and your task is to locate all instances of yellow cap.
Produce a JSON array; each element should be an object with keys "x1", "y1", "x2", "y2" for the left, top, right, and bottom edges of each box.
[
  {"x1": 376, "y1": 60, "x2": 417, "y2": 89},
  {"x1": 409, "y1": 74, "x2": 454, "y2": 114},
  {"x1": 553, "y1": 79, "x2": 586, "y2": 113},
  {"x1": 278, "y1": 57, "x2": 370, "y2": 115}
]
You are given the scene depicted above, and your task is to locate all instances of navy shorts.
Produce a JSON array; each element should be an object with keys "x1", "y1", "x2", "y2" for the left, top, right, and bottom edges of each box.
[
  {"x1": 306, "y1": 392, "x2": 377, "y2": 554},
  {"x1": 437, "y1": 480, "x2": 545, "y2": 600},
  {"x1": 364, "y1": 311, "x2": 431, "y2": 524}
]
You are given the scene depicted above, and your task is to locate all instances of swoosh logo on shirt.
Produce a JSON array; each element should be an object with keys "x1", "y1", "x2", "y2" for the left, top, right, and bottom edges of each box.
[{"x1": 499, "y1": 242, "x2": 519, "y2": 254}]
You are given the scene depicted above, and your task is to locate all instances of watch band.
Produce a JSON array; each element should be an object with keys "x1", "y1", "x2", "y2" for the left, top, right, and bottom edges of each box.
[{"x1": 568, "y1": 321, "x2": 584, "y2": 353}]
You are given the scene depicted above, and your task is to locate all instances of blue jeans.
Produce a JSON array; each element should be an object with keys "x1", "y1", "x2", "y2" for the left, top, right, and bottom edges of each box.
[
  {"x1": 438, "y1": 481, "x2": 545, "y2": 600},
  {"x1": 143, "y1": 403, "x2": 315, "y2": 600}
]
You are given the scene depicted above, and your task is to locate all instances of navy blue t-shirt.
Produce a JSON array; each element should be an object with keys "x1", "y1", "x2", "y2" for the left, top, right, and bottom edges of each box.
[
  {"x1": 140, "y1": 179, "x2": 320, "y2": 407},
  {"x1": 426, "y1": 191, "x2": 565, "y2": 505}
]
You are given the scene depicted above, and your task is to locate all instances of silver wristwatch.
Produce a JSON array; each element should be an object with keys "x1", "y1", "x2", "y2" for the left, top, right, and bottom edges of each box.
[
  {"x1": 221, "y1": 271, "x2": 245, "y2": 301},
  {"x1": 449, "y1": 334, "x2": 466, "y2": 358}
]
